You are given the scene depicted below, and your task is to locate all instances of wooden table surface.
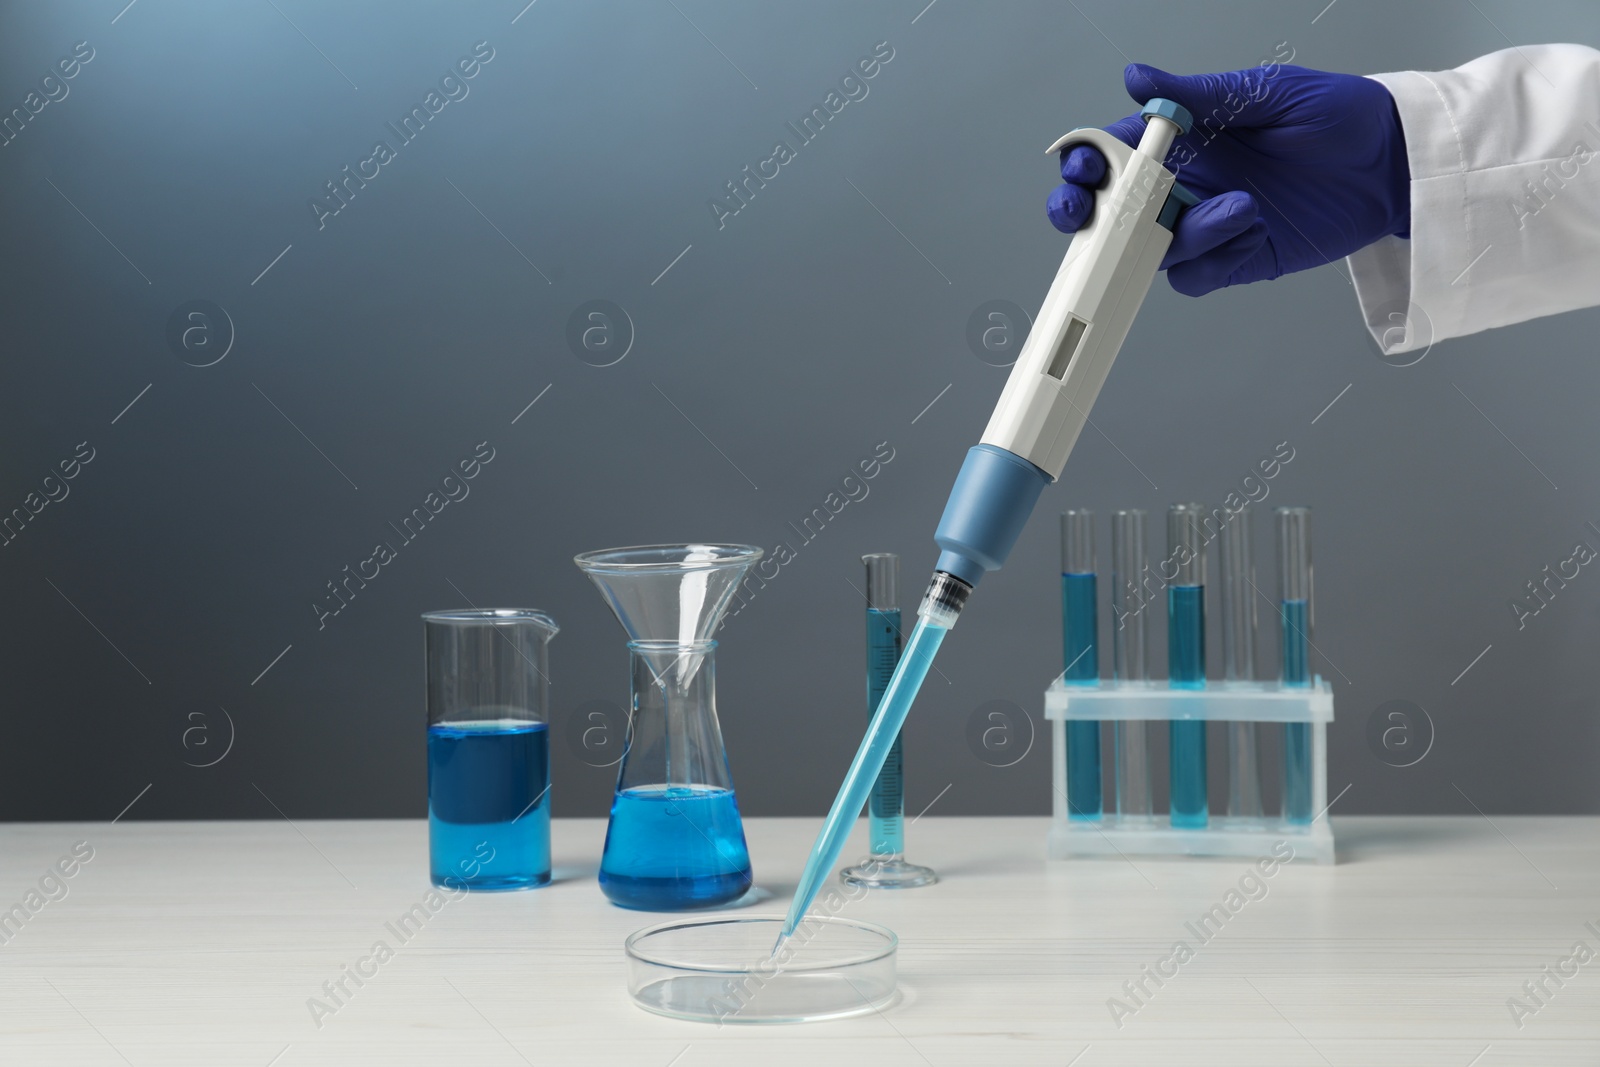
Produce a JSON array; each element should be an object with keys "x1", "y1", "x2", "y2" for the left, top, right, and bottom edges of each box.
[{"x1": 1, "y1": 816, "x2": 1596, "y2": 1065}]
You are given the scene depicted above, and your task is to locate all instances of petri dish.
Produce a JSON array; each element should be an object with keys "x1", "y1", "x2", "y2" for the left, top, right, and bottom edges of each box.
[{"x1": 624, "y1": 914, "x2": 897, "y2": 1024}]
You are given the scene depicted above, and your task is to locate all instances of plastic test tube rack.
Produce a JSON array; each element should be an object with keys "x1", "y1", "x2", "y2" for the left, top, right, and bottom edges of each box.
[
  {"x1": 1044, "y1": 505, "x2": 1334, "y2": 864},
  {"x1": 1044, "y1": 678, "x2": 1334, "y2": 863}
]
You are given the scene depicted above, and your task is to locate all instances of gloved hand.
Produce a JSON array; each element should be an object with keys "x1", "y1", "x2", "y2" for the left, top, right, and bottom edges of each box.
[{"x1": 1047, "y1": 63, "x2": 1410, "y2": 297}]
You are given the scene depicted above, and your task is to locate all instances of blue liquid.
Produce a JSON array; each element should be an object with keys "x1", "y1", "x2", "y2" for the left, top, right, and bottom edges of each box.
[
  {"x1": 1281, "y1": 598, "x2": 1313, "y2": 824},
  {"x1": 1063, "y1": 571, "x2": 1102, "y2": 820},
  {"x1": 1167, "y1": 585, "x2": 1208, "y2": 829},
  {"x1": 599, "y1": 785, "x2": 752, "y2": 910},
  {"x1": 866, "y1": 607, "x2": 905, "y2": 855},
  {"x1": 428, "y1": 720, "x2": 550, "y2": 890},
  {"x1": 780, "y1": 617, "x2": 947, "y2": 942}
]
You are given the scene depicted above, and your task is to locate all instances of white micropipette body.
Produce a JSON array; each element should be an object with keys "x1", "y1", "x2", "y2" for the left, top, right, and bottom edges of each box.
[{"x1": 777, "y1": 100, "x2": 1196, "y2": 947}]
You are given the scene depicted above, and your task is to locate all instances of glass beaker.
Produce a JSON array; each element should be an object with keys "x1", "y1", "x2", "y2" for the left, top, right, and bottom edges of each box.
[
  {"x1": 575, "y1": 544, "x2": 761, "y2": 911},
  {"x1": 423, "y1": 608, "x2": 558, "y2": 890}
]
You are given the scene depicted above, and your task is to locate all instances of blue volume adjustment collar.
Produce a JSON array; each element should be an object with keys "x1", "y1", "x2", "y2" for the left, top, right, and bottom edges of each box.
[{"x1": 933, "y1": 444, "x2": 1052, "y2": 588}]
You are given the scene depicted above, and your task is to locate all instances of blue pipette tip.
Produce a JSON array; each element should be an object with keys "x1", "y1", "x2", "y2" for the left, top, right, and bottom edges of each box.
[{"x1": 777, "y1": 615, "x2": 952, "y2": 943}]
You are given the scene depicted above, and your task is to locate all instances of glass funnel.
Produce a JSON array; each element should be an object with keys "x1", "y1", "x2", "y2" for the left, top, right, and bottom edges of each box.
[{"x1": 575, "y1": 545, "x2": 762, "y2": 911}]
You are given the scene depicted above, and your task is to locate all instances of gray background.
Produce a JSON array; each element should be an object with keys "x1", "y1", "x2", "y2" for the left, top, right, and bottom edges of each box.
[{"x1": 1, "y1": 0, "x2": 1596, "y2": 823}]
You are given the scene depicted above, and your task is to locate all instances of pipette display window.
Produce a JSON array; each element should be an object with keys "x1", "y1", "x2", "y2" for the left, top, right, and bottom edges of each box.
[{"x1": 1045, "y1": 315, "x2": 1089, "y2": 380}]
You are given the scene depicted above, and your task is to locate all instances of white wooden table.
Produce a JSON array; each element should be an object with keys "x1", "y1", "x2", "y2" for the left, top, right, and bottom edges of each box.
[{"x1": 1, "y1": 817, "x2": 1596, "y2": 1065}]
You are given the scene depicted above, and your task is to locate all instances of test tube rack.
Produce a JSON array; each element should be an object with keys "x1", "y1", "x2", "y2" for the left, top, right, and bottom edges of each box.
[{"x1": 1044, "y1": 679, "x2": 1335, "y2": 863}]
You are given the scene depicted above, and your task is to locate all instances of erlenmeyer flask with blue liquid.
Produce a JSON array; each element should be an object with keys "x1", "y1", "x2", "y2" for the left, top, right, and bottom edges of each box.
[{"x1": 575, "y1": 544, "x2": 759, "y2": 911}]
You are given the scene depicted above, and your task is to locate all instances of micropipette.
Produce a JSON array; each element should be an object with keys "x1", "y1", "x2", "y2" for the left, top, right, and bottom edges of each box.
[{"x1": 777, "y1": 98, "x2": 1198, "y2": 946}]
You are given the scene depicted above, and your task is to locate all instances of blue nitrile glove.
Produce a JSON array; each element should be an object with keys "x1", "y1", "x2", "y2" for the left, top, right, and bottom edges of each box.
[{"x1": 1047, "y1": 63, "x2": 1410, "y2": 297}]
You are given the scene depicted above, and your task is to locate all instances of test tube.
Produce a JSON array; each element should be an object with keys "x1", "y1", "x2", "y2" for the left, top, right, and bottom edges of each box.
[
  {"x1": 840, "y1": 554, "x2": 937, "y2": 889},
  {"x1": 1111, "y1": 509, "x2": 1154, "y2": 821},
  {"x1": 1277, "y1": 507, "x2": 1314, "y2": 825},
  {"x1": 1061, "y1": 511, "x2": 1101, "y2": 821},
  {"x1": 1167, "y1": 503, "x2": 1208, "y2": 829},
  {"x1": 1220, "y1": 507, "x2": 1264, "y2": 820}
]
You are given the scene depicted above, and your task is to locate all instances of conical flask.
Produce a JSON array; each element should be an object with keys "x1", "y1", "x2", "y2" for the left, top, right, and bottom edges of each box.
[{"x1": 574, "y1": 544, "x2": 761, "y2": 910}]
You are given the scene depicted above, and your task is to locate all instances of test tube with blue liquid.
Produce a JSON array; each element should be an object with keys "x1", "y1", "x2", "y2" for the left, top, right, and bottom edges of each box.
[
  {"x1": 841, "y1": 554, "x2": 937, "y2": 889},
  {"x1": 1278, "y1": 507, "x2": 1314, "y2": 824},
  {"x1": 1061, "y1": 511, "x2": 1101, "y2": 820},
  {"x1": 1167, "y1": 504, "x2": 1208, "y2": 829},
  {"x1": 1111, "y1": 510, "x2": 1154, "y2": 820},
  {"x1": 424, "y1": 608, "x2": 558, "y2": 890},
  {"x1": 1220, "y1": 507, "x2": 1264, "y2": 821}
]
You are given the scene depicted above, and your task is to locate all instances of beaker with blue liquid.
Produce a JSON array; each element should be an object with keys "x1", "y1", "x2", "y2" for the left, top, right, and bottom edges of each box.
[
  {"x1": 423, "y1": 608, "x2": 558, "y2": 890},
  {"x1": 576, "y1": 545, "x2": 759, "y2": 911}
]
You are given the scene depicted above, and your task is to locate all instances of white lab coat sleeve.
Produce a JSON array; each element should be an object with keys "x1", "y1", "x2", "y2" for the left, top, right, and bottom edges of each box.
[{"x1": 1347, "y1": 44, "x2": 1600, "y2": 355}]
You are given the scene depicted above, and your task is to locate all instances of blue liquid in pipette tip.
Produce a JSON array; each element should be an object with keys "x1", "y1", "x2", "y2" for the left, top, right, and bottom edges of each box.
[
  {"x1": 428, "y1": 720, "x2": 550, "y2": 890},
  {"x1": 1167, "y1": 585, "x2": 1208, "y2": 829},
  {"x1": 1063, "y1": 571, "x2": 1102, "y2": 821},
  {"x1": 1280, "y1": 597, "x2": 1313, "y2": 824},
  {"x1": 866, "y1": 607, "x2": 905, "y2": 856},
  {"x1": 777, "y1": 616, "x2": 948, "y2": 949},
  {"x1": 599, "y1": 786, "x2": 753, "y2": 910}
]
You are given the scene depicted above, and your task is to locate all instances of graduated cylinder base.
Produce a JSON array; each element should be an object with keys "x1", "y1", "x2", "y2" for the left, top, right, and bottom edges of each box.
[{"x1": 839, "y1": 856, "x2": 938, "y2": 890}]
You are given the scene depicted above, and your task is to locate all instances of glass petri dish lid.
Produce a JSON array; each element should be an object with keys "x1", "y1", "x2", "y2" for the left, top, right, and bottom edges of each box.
[{"x1": 625, "y1": 915, "x2": 897, "y2": 1024}]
